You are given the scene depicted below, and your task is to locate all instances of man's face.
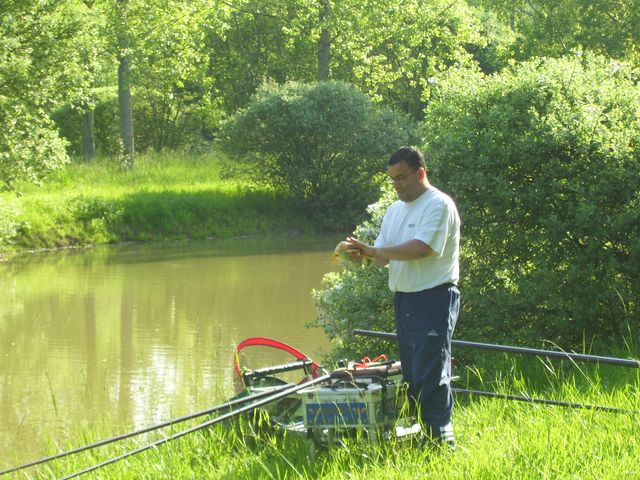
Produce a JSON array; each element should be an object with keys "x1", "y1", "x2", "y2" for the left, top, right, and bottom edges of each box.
[{"x1": 387, "y1": 161, "x2": 424, "y2": 202}]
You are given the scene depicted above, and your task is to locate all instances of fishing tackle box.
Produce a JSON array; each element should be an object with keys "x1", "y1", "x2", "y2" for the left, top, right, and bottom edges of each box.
[{"x1": 296, "y1": 360, "x2": 406, "y2": 441}]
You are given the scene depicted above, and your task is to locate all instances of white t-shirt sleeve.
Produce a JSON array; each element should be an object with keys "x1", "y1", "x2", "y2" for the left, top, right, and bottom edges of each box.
[{"x1": 414, "y1": 200, "x2": 449, "y2": 256}]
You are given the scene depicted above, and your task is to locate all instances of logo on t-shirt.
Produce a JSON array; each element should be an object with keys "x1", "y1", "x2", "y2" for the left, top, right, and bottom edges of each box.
[{"x1": 408, "y1": 223, "x2": 415, "y2": 228}]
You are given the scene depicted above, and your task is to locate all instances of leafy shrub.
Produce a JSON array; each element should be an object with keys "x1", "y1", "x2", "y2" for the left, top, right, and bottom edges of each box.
[
  {"x1": 312, "y1": 54, "x2": 640, "y2": 355},
  {"x1": 69, "y1": 195, "x2": 121, "y2": 227},
  {"x1": 0, "y1": 1, "x2": 75, "y2": 190},
  {"x1": 422, "y1": 54, "x2": 640, "y2": 348},
  {"x1": 219, "y1": 81, "x2": 418, "y2": 230},
  {"x1": 0, "y1": 99, "x2": 69, "y2": 191}
]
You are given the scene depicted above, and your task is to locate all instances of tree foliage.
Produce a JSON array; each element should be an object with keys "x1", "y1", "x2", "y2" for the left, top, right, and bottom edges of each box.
[
  {"x1": 470, "y1": 0, "x2": 640, "y2": 64},
  {"x1": 4, "y1": 0, "x2": 640, "y2": 177},
  {"x1": 204, "y1": 0, "x2": 488, "y2": 119},
  {"x1": 326, "y1": 0, "x2": 486, "y2": 118},
  {"x1": 0, "y1": 0, "x2": 85, "y2": 190},
  {"x1": 219, "y1": 81, "x2": 418, "y2": 229},
  {"x1": 53, "y1": 87, "x2": 121, "y2": 157},
  {"x1": 121, "y1": 0, "x2": 217, "y2": 151},
  {"x1": 203, "y1": 0, "x2": 318, "y2": 114}
]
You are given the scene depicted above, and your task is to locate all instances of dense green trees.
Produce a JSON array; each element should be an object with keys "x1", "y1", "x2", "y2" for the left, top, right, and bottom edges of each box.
[
  {"x1": 1, "y1": 0, "x2": 503, "y2": 181},
  {"x1": 470, "y1": 0, "x2": 640, "y2": 63},
  {"x1": 5, "y1": 0, "x2": 639, "y2": 187},
  {"x1": 4, "y1": 0, "x2": 639, "y2": 179},
  {"x1": 54, "y1": 0, "x2": 216, "y2": 160},
  {"x1": 204, "y1": 0, "x2": 487, "y2": 118},
  {"x1": 123, "y1": 0, "x2": 214, "y2": 153},
  {"x1": 325, "y1": 0, "x2": 486, "y2": 118}
]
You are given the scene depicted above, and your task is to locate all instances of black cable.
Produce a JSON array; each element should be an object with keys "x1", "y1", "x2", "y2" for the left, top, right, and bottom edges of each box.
[{"x1": 453, "y1": 387, "x2": 637, "y2": 414}]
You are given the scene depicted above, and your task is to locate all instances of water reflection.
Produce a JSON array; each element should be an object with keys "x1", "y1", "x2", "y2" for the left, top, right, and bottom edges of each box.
[{"x1": 0, "y1": 236, "x2": 339, "y2": 467}]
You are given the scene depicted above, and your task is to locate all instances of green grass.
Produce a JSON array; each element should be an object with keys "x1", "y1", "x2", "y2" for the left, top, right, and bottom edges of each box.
[
  {"x1": 0, "y1": 151, "x2": 316, "y2": 255},
  {"x1": 8, "y1": 363, "x2": 638, "y2": 480},
  {"x1": 20, "y1": 150, "x2": 228, "y2": 194}
]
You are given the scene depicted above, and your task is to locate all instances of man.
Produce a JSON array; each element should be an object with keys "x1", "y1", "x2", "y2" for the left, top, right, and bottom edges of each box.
[{"x1": 345, "y1": 146, "x2": 460, "y2": 446}]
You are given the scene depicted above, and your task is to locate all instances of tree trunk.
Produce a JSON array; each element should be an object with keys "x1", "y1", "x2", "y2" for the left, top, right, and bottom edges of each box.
[
  {"x1": 81, "y1": 109, "x2": 96, "y2": 161},
  {"x1": 317, "y1": 0, "x2": 331, "y2": 81},
  {"x1": 118, "y1": 55, "x2": 134, "y2": 167},
  {"x1": 510, "y1": 9, "x2": 515, "y2": 31},
  {"x1": 116, "y1": 0, "x2": 134, "y2": 168},
  {"x1": 317, "y1": 29, "x2": 331, "y2": 81}
]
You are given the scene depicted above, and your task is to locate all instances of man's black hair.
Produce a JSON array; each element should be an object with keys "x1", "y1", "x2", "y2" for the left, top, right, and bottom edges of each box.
[{"x1": 388, "y1": 146, "x2": 426, "y2": 170}]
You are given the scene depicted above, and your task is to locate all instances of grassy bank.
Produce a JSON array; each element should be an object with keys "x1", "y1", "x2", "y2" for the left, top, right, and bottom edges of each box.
[
  {"x1": 0, "y1": 151, "x2": 316, "y2": 256},
  {"x1": 11, "y1": 364, "x2": 639, "y2": 480},
  {"x1": 2, "y1": 329, "x2": 637, "y2": 478}
]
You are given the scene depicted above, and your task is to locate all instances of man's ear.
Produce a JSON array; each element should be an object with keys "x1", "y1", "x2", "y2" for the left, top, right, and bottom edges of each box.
[{"x1": 418, "y1": 166, "x2": 426, "y2": 180}]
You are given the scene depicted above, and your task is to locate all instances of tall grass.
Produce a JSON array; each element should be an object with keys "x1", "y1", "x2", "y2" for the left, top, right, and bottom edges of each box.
[
  {"x1": 0, "y1": 151, "x2": 315, "y2": 255},
  {"x1": 24, "y1": 151, "x2": 227, "y2": 194},
  {"x1": 14, "y1": 360, "x2": 638, "y2": 480}
]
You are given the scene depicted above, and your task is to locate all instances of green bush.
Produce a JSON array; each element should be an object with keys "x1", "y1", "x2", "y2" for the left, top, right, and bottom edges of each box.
[
  {"x1": 219, "y1": 80, "x2": 419, "y2": 230},
  {"x1": 0, "y1": 99, "x2": 69, "y2": 191},
  {"x1": 312, "y1": 54, "x2": 640, "y2": 355},
  {"x1": 422, "y1": 54, "x2": 640, "y2": 348}
]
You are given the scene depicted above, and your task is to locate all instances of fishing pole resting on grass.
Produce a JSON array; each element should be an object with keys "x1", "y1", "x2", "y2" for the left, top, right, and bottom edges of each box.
[
  {"x1": 59, "y1": 373, "x2": 331, "y2": 480},
  {"x1": 0, "y1": 382, "x2": 296, "y2": 477}
]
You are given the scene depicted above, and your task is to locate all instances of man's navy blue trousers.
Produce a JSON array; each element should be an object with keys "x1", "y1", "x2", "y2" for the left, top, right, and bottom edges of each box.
[{"x1": 394, "y1": 283, "x2": 460, "y2": 441}]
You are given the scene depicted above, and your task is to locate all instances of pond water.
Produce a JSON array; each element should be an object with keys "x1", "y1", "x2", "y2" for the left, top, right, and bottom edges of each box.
[{"x1": 0, "y1": 235, "x2": 341, "y2": 468}]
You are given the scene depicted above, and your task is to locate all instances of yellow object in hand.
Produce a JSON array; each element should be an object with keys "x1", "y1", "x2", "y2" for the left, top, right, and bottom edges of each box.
[{"x1": 332, "y1": 241, "x2": 374, "y2": 265}]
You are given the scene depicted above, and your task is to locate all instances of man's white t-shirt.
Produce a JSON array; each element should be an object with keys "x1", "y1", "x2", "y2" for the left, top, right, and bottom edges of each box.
[{"x1": 374, "y1": 187, "x2": 460, "y2": 292}]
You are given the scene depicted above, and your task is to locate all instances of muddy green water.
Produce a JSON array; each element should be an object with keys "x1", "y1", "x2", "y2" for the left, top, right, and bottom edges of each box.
[{"x1": 0, "y1": 235, "x2": 341, "y2": 468}]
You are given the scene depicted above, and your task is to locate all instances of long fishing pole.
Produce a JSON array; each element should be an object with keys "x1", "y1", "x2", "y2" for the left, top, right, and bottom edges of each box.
[
  {"x1": 353, "y1": 329, "x2": 640, "y2": 368},
  {"x1": 453, "y1": 388, "x2": 637, "y2": 414},
  {"x1": 0, "y1": 384, "x2": 293, "y2": 477},
  {"x1": 354, "y1": 329, "x2": 638, "y2": 414},
  {"x1": 60, "y1": 373, "x2": 331, "y2": 480}
]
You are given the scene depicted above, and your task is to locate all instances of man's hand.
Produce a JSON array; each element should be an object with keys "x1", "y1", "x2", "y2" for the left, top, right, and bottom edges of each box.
[
  {"x1": 345, "y1": 237, "x2": 375, "y2": 258},
  {"x1": 333, "y1": 239, "x2": 374, "y2": 264},
  {"x1": 344, "y1": 237, "x2": 385, "y2": 266}
]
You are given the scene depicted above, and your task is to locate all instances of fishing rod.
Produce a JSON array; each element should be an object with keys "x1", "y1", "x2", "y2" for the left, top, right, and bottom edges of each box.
[
  {"x1": 453, "y1": 388, "x2": 637, "y2": 414},
  {"x1": 353, "y1": 329, "x2": 640, "y2": 368},
  {"x1": 0, "y1": 384, "x2": 294, "y2": 477},
  {"x1": 354, "y1": 329, "x2": 638, "y2": 414},
  {"x1": 60, "y1": 373, "x2": 331, "y2": 480}
]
